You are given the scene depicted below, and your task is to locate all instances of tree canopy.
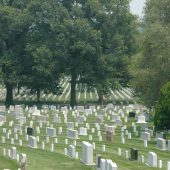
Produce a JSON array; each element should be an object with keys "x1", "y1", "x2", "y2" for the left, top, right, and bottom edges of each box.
[
  {"x1": 129, "y1": 0, "x2": 170, "y2": 107},
  {"x1": 154, "y1": 82, "x2": 170, "y2": 131},
  {"x1": 0, "y1": 0, "x2": 137, "y2": 106}
]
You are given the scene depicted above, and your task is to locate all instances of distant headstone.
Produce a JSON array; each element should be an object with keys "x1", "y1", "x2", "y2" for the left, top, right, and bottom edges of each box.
[
  {"x1": 46, "y1": 127, "x2": 56, "y2": 137},
  {"x1": 67, "y1": 129, "x2": 78, "y2": 139},
  {"x1": 156, "y1": 138, "x2": 166, "y2": 150},
  {"x1": 168, "y1": 140, "x2": 170, "y2": 151},
  {"x1": 106, "y1": 131, "x2": 114, "y2": 142},
  {"x1": 27, "y1": 136, "x2": 37, "y2": 148},
  {"x1": 67, "y1": 145, "x2": 76, "y2": 158},
  {"x1": 67, "y1": 122, "x2": 74, "y2": 130},
  {"x1": 27, "y1": 127, "x2": 33, "y2": 136},
  {"x1": 156, "y1": 132, "x2": 166, "y2": 139},
  {"x1": 130, "y1": 148, "x2": 138, "y2": 160},
  {"x1": 141, "y1": 132, "x2": 151, "y2": 141},
  {"x1": 79, "y1": 127, "x2": 87, "y2": 136},
  {"x1": 129, "y1": 112, "x2": 136, "y2": 118}
]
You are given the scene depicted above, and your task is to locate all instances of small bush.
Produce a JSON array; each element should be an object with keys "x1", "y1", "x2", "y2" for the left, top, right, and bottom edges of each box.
[{"x1": 154, "y1": 82, "x2": 170, "y2": 131}]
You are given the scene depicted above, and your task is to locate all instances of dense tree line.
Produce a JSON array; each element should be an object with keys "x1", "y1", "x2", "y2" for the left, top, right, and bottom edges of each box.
[
  {"x1": 0, "y1": 0, "x2": 136, "y2": 107},
  {"x1": 129, "y1": 0, "x2": 170, "y2": 108},
  {"x1": 129, "y1": 0, "x2": 170, "y2": 130}
]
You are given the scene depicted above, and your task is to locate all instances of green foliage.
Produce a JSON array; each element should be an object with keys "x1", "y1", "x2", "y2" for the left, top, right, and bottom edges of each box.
[
  {"x1": 0, "y1": 0, "x2": 137, "y2": 105},
  {"x1": 129, "y1": 0, "x2": 170, "y2": 107},
  {"x1": 154, "y1": 82, "x2": 170, "y2": 131}
]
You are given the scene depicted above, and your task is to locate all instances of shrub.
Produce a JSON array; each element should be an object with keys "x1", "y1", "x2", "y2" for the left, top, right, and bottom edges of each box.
[{"x1": 154, "y1": 82, "x2": 170, "y2": 131}]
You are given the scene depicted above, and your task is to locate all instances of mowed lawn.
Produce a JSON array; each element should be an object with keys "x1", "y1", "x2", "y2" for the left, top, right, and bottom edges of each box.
[{"x1": 0, "y1": 107, "x2": 170, "y2": 170}]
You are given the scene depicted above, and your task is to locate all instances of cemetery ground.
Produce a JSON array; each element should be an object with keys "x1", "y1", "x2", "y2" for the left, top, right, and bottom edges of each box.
[{"x1": 0, "y1": 105, "x2": 170, "y2": 170}]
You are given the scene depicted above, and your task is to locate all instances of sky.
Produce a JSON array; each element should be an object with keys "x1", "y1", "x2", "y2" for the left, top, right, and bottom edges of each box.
[{"x1": 130, "y1": 0, "x2": 146, "y2": 18}]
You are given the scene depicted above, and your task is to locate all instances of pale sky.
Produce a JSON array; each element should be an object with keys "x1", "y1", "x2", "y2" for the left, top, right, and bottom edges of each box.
[{"x1": 130, "y1": 0, "x2": 146, "y2": 18}]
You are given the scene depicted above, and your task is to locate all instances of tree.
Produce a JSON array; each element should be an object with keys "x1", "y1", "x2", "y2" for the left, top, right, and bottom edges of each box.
[
  {"x1": 0, "y1": 1, "x2": 30, "y2": 106},
  {"x1": 129, "y1": 0, "x2": 170, "y2": 107},
  {"x1": 58, "y1": 2, "x2": 102, "y2": 107},
  {"x1": 24, "y1": 0, "x2": 68, "y2": 101},
  {"x1": 154, "y1": 82, "x2": 170, "y2": 131},
  {"x1": 80, "y1": 0, "x2": 137, "y2": 103}
]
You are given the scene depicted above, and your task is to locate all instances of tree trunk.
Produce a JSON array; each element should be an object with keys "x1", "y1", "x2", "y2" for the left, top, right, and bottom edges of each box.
[
  {"x1": 70, "y1": 69, "x2": 77, "y2": 108},
  {"x1": 5, "y1": 82, "x2": 14, "y2": 107},
  {"x1": 98, "y1": 94, "x2": 104, "y2": 104},
  {"x1": 17, "y1": 84, "x2": 20, "y2": 95},
  {"x1": 31, "y1": 88, "x2": 34, "y2": 94},
  {"x1": 36, "y1": 88, "x2": 40, "y2": 102}
]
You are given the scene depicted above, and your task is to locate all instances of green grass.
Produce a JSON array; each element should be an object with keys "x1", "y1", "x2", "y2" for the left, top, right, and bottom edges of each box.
[
  {"x1": 0, "y1": 107, "x2": 170, "y2": 170},
  {"x1": 0, "y1": 155, "x2": 19, "y2": 170}
]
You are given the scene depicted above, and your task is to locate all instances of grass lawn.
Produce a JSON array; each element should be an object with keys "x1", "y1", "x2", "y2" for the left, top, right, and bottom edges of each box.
[{"x1": 0, "y1": 106, "x2": 170, "y2": 170}]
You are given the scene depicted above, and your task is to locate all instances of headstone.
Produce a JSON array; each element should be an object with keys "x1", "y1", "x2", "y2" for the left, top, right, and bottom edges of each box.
[
  {"x1": 41, "y1": 142, "x2": 45, "y2": 150},
  {"x1": 67, "y1": 122, "x2": 74, "y2": 130},
  {"x1": 168, "y1": 140, "x2": 170, "y2": 151},
  {"x1": 141, "y1": 132, "x2": 151, "y2": 141},
  {"x1": 68, "y1": 129, "x2": 78, "y2": 139},
  {"x1": 102, "y1": 145, "x2": 106, "y2": 152},
  {"x1": 67, "y1": 145, "x2": 76, "y2": 158},
  {"x1": 64, "y1": 148, "x2": 67, "y2": 155},
  {"x1": 105, "y1": 125, "x2": 115, "y2": 134},
  {"x1": 158, "y1": 160, "x2": 162, "y2": 169},
  {"x1": 79, "y1": 127, "x2": 87, "y2": 136},
  {"x1": 118, "y1": 148, "x2": 121, "y2": 156},
  {"x1": 27, "y1": 127, "x2": 33, "y2": 136},
  {"x1": 137, "y1": 116, "x2": 146, "y2": 123},
  {"x1": 167, "y1": 162, "x2": 170, "y2": 170},
  {"x1": 145, "y1": 128, "x2": 153, "y2": 137},
  {"x1": 11, "y1": 147, "x2": 17, "y2": 159},
  {"x1": 77, "y1": 106, "x2": 84, "y2": 112},
  {"x1": 144, "y1": 140, "x2": 148, "y2": 148},
  {"x1": 157, "y1": 138, "x2": 166, "y2": 150},
  {"x1": 116, "y1": 119, "x2": 122, "y2": 126},
  {"x1": 20, "y1": 153, "x2": 27, "y2": 170},
  {"x1": 46, "y1": 127, "x2": 56, "y2": 137},
  {"x1": 27, "y1": 136, "x2": 37, "y2": 148},
  {"x1": 46, "y1": 137, "x2": 49, "y2": 143},
  {"x1": 96, "y1": 116, "x2": 103, "y2": 124},
  {"x1": 125, "y1": 150, "x2": 129, "y2": 159},
  {"x1": 51, "y1": 143, "x2": 54, "y2": 152},
  {"x1": 100, "y1": 159, "x2": 106, "y2": 170},
  {"x1": 147, "y1": 152, "x2": 157, "y2": 167},
  {"x1": 53, "y1": 116, "x2": 61, "y2": 123},
  {"x1": 96, "y1": 154, "x2": 101, "y2": 168},
  {"x1": 76, "y1": 116, "x2": 84, "y2": 124},
  {"x1": 99, "y1": 135, "x2": 102, "y2": 142},
  {"x1": 112, "y1": 114, "x2": 120, "y2": 122},
  {"x1": 141, "y1": 155, "x2": 144, "y2": 163},
  {"x1": 58, "y1": 127, "x2": 62, "y2": 134},
  {"x1": 109, "y1": 162, "x2": 118, "y2": 170},
  {"x1": 129, "y1": 112, "x2": 136, "y2": 118},
  {"x1": 156, "y1": 132, "x2": 166, "y2": 139},
  {"x1": 81, "y1": 141, "x2": 94, "y2": 165},
  {"x1": 130, "y1": 148, "x2": 138, "y2": 160},
  {"x1": 106, "y1": 131, "x2": 114, "y2": 142},
  {"x1": 128, "y1": 133, "x2": 131, "y2": 139},
  {"x1": 85, "y1": 109, "x2": 92, "y2": 116},
  {"x1": 141, "y1": 123, "x2": 148, "y2": 130}
]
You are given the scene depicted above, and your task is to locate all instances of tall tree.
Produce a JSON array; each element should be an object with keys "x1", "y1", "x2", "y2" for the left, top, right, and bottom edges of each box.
[
  {"x1": 80, "y1": 0, "x2": 137, "y2": 103},
  {"x1": 0, "y1": 1, "x2": 30, "y2": 106},
  {"x1": 24, "y1": 0, "x2": 69, "y2": 101},
  {"x1": 129, "y1": 0, "x2": 170, "y2": 107},
  {"x1": 58, "y1": 1, "x2": 102, "y2": 107},
  {"x1": 59, "y1": 0, "x2": 136, "y2": 106}
]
